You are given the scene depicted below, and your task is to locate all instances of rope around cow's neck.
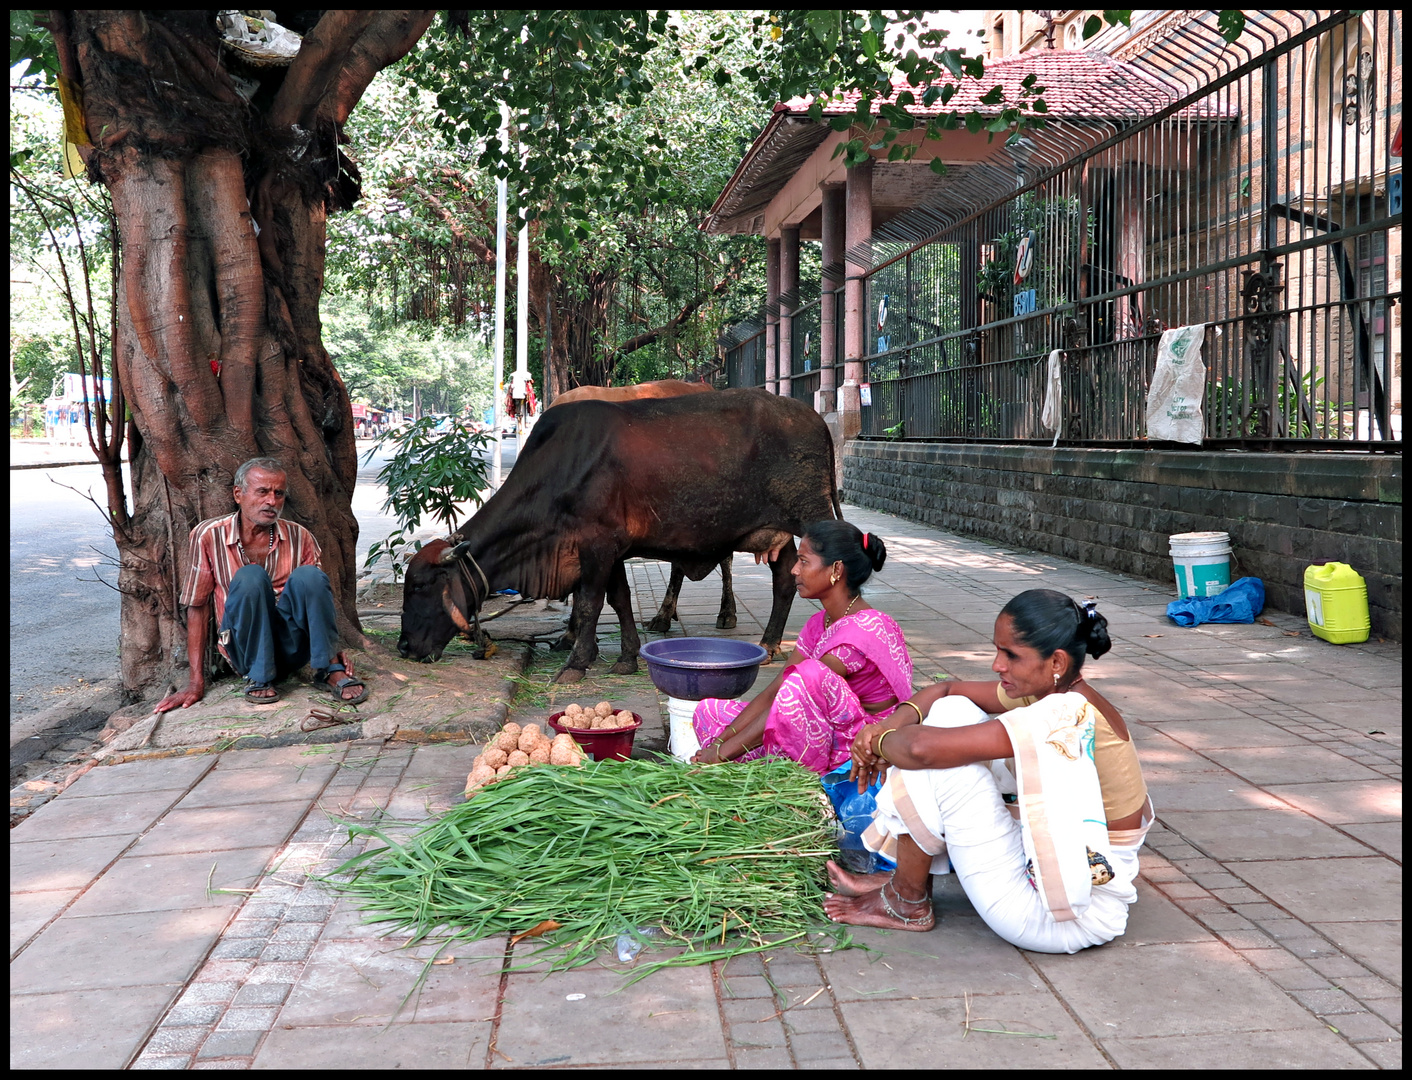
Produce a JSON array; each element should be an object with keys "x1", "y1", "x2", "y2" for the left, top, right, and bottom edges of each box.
[{"x1": 454, "y1": 545, "x2": 491, "y2": 648}]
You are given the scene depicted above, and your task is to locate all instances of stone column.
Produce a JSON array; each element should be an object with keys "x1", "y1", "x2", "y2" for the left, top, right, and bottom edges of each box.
[
  {"x1": 818, "y1": 182, "x2": 845, "y2": 415},
  {"x1": 764, "y1": 237, "x2": 780, "y2": 393},
  {"x1": 779, "y1": 226, "x2": 799, "y2": 398},
  {"x1": 841, "y1": 160, "x2": 873, "y2": 439}
]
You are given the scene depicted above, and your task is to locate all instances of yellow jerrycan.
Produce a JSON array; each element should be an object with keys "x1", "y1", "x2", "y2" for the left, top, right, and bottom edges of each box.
[{"x1": 1303, "y1": 562, "x2": 1370, "y2": 644}]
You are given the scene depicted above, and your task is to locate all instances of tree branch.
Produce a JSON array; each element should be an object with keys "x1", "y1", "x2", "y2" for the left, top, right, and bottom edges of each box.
[
  {"x1": 610, "y1": 257, "x2": 748, "y2": 361},
  {"x1": 267, "y1": 10, "x2": 375, "y2": 129},
  {"x1": 319, "y1": 10, "x2": 438, "y2": 128}
]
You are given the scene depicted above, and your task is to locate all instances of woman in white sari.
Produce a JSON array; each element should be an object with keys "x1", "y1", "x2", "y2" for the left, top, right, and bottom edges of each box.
[{"x1": 822, "y1": 589, "x2": 1152, "y2": 954}]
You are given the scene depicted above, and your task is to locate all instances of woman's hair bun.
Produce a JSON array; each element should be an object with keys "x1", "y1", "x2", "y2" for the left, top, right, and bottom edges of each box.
[
  {"x1": 1082, "y1": 603, "x2": 1112, "y2": 660},
  {"x1": 862, "y1": 531, "x2": 887, "y2": 573}
]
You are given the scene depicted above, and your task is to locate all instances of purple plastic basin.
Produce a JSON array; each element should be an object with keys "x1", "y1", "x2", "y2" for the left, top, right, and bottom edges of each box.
[{"x1": 639, "y1": 638, "x2": 769, "y2": 701}]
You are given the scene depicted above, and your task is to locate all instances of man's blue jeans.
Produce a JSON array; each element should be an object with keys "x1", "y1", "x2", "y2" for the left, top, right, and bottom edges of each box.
[{"x1": 220, "y1": 564, "x2": 338, "y2": 685}]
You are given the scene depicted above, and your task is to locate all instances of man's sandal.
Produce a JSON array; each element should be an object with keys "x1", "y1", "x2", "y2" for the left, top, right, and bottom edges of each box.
[
  {"x1": 244, "y1": 681, "x2": 281, "y2": 704},
  {"x1": 318, "y1": 663, "x2": 369, "y2": 706}
]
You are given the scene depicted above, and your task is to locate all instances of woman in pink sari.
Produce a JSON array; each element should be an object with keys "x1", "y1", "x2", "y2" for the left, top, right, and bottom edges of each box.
[{"x1": 691, "y1": 521, "x2": 913, "y2": 774}]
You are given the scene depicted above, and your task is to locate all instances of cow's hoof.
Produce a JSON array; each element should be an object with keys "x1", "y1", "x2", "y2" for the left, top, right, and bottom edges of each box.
[
  {"x1": 645, "y1": 616, "x2": 672, "y2": 633},
  {"x1": 761, "y1": 642, "x2": 785, "y2": 662},
  {"x1": 554, "y1": 666, "x2": 586, "y2": 684},
  {"x1": 610, "y1": 657, "x2": 638, "y2": 675},
  {"x1": 716, "y1": 614, "x2": 738, "y2": 630},
  {"x1": 550, "y1": 635, "x2": 574, "y2": 653}
]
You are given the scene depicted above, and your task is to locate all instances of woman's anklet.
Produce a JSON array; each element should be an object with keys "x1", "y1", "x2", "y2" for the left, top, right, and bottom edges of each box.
[{"x1": 879, "y1": 877, "x2": 934, "y2": 925}]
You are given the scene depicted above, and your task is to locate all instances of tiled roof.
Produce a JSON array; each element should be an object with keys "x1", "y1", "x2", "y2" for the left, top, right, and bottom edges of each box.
[
  {"x1": 779, "y1": 49, "x2": 1212, "y2": 120},
  {"x1": 704, "y1": 49, "x2": 1235, "y2": 235}
]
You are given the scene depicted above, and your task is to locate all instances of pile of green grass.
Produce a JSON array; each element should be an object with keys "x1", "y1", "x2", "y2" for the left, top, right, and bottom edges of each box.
[{"x1": 329, "y1": 756, "x2": 849, "y2": 976}]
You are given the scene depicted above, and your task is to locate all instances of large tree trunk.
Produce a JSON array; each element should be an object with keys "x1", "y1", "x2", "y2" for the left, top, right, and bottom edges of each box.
[{"x1": 55, "y1": 9, "x2": 434, "y2": 695}]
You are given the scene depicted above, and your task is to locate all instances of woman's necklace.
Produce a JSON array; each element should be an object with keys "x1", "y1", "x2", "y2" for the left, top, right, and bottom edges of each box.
[{"x1": 825, "y1": 594, "x2": 861, "y2": 629}]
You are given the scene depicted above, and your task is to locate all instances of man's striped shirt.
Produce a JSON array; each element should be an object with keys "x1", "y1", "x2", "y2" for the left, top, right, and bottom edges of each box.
[{"x1": 179, "y1": 512, "x2": 322, "y2": 633}]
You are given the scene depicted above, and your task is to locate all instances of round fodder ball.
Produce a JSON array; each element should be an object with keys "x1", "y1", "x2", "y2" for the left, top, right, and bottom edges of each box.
[
  {"x1": 482, "y1": 747, "x2": 508, "y2": 769},
  {"x1": 507, "y1": 749, "x2": 530, "y2": 767},
  {"x1": 502, "y1": 722, "x2": 522, "y2": 736},
  {"x1": 528, "y1": 744, "x2": 551, "y2": 765},
  {"x1": 467, "y1": 764, "x2": 496, "y2": 789},
  {"x1": 494, "y1": 730, "x2": 519, "y2": 753},
  {"x1": 518, "y1": 724, "x2": 542, "y2": 751},
  {"x1": 549, "y1": 743, "x2": 579, "y2": 766},
  {"x1": 614, "y1": 710, "x2": 634, "y2": 727},
  {"x1": 594, "y1": 701, "x2": 613, "y2": 718},
  {"x1": 565, "y1": 702, "x2": 584, "y2": 716},
  {"x1": 560, "y1": 715, "x2": 584, "y2": 729},
  {"x1": 495, "y1": 764, "x2": 513, "y2": 776},
  {"x1": 472, "y1": 753, "x2": 486, "y2": 771}
]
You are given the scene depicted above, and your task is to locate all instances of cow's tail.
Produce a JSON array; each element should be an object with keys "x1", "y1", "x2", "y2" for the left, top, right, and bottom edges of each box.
[{"x1": 827, "y1": 431, "x2": 842, "y2": 519}]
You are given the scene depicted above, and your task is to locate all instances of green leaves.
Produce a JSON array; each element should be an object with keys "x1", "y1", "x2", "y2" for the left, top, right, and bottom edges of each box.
[
  {"x1": 805, "y1": 9, "x2": 840, "y2": 50},
  {"x1": 1217, "y1": 10, "x2": 1246, "y2": 43},
  {"x1": 10, "y1": 10, "x2": 59, "y2": 81},
  {"x1": 361, "y1": 415, "x2": 494, "y2": 579}
]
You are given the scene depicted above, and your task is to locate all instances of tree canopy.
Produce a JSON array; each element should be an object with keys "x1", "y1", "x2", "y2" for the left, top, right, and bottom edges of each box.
[{"x1": 12, "y1": 8, "x2": 1263, "y2": 698}]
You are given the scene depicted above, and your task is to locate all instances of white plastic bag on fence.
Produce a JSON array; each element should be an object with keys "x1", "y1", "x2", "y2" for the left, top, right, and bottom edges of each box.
[
  {"x1": 1144, "y1": 324, "x2": 1208, "y2": 443},
  {"x1": 1041, "y1": 349, "x2": 1063, "y2": 447}
]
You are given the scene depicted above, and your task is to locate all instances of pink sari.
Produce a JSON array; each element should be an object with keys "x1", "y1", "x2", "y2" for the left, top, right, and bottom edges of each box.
[{"x1": 693, "y1": 609, "x2": 914, "y2": 775}]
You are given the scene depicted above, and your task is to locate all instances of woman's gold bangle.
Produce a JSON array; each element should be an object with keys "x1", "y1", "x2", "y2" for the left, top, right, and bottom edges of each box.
[
  {"x1": 897, "y1": 700, "x2": 924, "y2": 725},
  {"x1": 874, "y1": 728, "x2": 895, "y2": 763}
]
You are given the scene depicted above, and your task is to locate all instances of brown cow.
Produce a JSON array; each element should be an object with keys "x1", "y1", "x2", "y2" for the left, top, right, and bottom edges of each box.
[
  {"x1": 398, "y1": 389, "x2": 839, "y2": 682},
  {"x1": 551, "y1": 378, "x2": 712, "y2": 407},
  {"x1": 548, "y1": 379, "x2": 733, "y2": 632}
]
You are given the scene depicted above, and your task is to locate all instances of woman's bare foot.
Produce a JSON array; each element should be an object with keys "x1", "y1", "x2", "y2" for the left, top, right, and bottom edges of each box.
[
  {"x1": 822, "y1": 880, "x2": 936, "y2": 932},
  {"x1": 824, "y1": 859, "x2": 891, "y2": 897}
]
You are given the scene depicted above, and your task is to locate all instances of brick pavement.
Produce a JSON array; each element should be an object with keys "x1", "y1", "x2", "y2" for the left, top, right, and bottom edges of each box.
[{"x1": 9, "y1": 504, "x2": 1401, "y2": 1069}]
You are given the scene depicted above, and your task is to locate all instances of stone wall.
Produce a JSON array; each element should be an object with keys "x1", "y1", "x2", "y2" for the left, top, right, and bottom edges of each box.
[{"x1": 844, "y1": 441, "x2": 1402, "y2": 639}]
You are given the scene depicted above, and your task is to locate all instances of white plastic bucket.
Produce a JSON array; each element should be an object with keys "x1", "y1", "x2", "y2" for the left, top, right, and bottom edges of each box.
[
  {"x1": 1169, "y1": 531, "x2": 1232, "y2": 599},
  {"x1": 667, "y1": 697, "x2": 702, "y2": 761}
]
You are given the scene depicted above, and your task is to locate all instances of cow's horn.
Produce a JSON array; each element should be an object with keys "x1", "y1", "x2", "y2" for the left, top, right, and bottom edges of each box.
[{"x1": 438, "y1": 539, "x2": 473, "y2": 565}]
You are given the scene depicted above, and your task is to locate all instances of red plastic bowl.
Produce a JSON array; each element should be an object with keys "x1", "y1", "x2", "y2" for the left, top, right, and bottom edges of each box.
[{"x1": 546, "y1": 711, "x2": 643, "y2": 762}]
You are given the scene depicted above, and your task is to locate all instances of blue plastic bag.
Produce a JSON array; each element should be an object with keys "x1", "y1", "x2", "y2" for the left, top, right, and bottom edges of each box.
[
  {"x1": 822, "y1": 764, "x2": 896, "y2": 873},
  {"x1": 1166, "y1": 576, "x2": 1265, "y2": 627}
]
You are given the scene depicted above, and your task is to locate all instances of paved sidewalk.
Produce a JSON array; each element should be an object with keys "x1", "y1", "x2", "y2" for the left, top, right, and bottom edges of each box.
[{"x1": 10, "y1": 505, "x2": 1401, "y2": 1069}]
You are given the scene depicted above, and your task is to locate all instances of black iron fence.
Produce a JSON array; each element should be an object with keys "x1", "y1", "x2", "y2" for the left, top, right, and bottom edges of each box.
[
  {"x1": 859, "y1": 10, "x2": 1401, "y2": 449},
  {"x1": 720, "y1": 314, "x2": 768, "y2": 390},
  {"x1": 722, "y1": 286, "x2": 845, "y2": 403}
]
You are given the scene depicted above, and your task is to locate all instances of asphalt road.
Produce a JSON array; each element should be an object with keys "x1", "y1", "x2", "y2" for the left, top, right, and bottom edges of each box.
[
  {"x1": 8, "y1": 434, "x2": 518, "y2": 732},
  {"x1": 9, "y1": 461, "x2": 127, "y2": 725}
]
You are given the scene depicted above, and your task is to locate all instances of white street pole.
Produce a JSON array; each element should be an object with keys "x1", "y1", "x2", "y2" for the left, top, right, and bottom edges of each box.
[
  {"x1": 514, "y1": 216, "x2": 529, "y2": 438},
  {"x1": 492, "y1": 106, "x2": 509, "y2": 488}
]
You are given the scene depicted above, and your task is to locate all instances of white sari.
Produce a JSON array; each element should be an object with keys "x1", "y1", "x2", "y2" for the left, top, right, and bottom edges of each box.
[{"x1": 863, "y1": 695, "x2": 1153, "y2": 954}]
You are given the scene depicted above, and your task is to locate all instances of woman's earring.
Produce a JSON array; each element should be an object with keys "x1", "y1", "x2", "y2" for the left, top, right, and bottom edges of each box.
[
  {"x1": 1053, "y1": 672, "x2": 1061, "y2": 688},
  {"x1": 830, "y1": 571, "x2": 840, "y2": 586}
]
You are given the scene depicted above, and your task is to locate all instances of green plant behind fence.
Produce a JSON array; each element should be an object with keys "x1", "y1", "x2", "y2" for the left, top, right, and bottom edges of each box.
[{"x1": 363, "y1": 416, "x2": 493, "y2": 581}]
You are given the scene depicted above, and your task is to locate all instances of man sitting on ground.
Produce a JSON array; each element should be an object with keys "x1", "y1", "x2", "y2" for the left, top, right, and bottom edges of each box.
[{"x1": 154, "y1": 457, "x2": 368, "y2": 712}]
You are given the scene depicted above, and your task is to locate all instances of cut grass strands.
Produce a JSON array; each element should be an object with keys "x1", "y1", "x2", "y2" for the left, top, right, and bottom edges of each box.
[
  {"x1": 961, "y1": 991, "x2": 1057, "y2": 1040},
  {"x1": 324, "y1": 756, "x2": 852, "y2": 980}
]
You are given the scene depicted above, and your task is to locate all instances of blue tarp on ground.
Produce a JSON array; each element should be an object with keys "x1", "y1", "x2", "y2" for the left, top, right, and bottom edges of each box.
[{"x1": 1167, "y1": 576, "x2": 1266, "y2": 627}]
